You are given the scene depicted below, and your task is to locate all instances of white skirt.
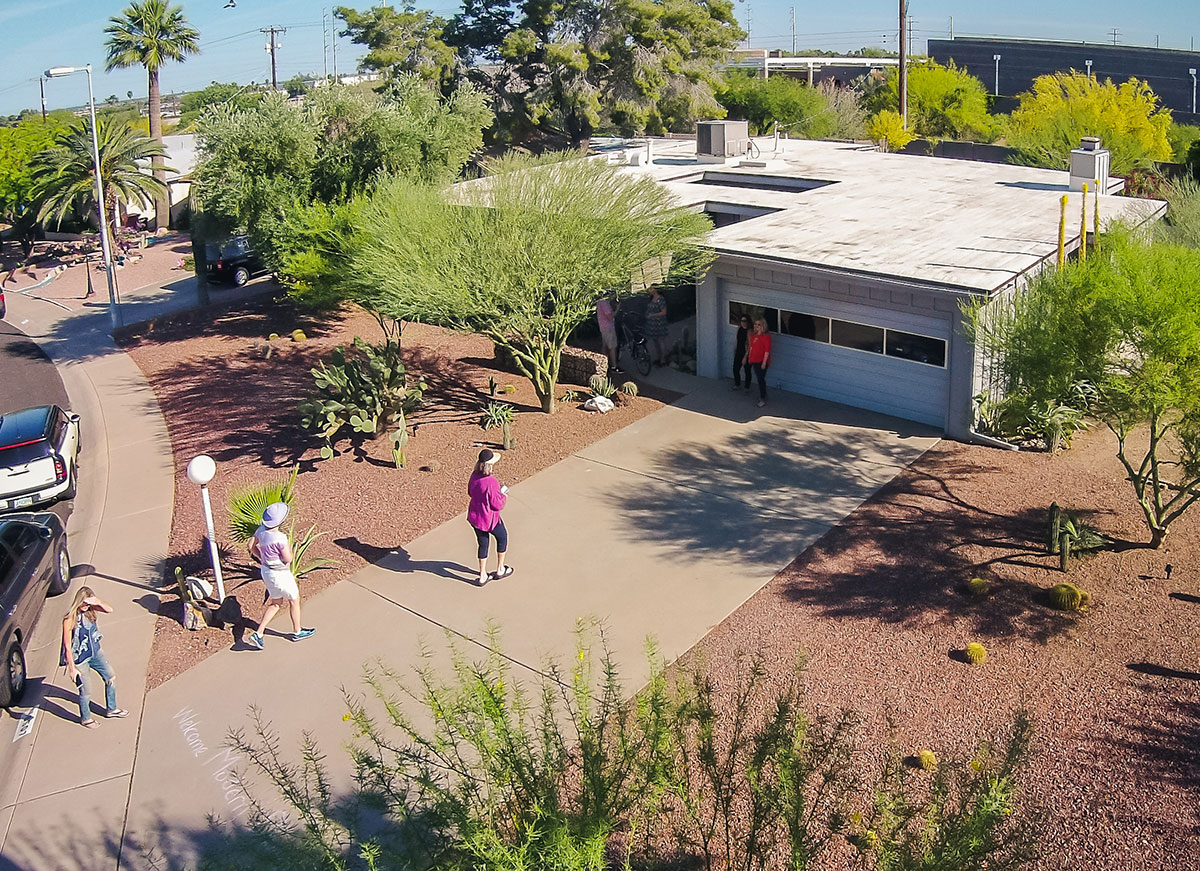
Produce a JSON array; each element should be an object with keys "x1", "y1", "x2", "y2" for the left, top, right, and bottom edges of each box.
[{"x1": 260, "y1": 564, "x2": 299, "y2": 601}]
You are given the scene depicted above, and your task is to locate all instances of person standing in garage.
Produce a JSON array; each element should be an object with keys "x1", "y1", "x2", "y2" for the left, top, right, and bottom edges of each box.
[
  {"x1": 745, "y1": 317, "x2": 772, "y2": 408},
  {"x1": 732, "y1": 313, "x2": 751, "y2": 391}
]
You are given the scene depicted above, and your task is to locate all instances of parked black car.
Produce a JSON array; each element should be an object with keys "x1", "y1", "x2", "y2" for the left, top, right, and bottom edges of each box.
[
  {"x1": 0, "y1": 512, "x2": 70, "y2": 706},
  {"x1": 204, "y1": 235, "x2": 268, "y2": 287}
]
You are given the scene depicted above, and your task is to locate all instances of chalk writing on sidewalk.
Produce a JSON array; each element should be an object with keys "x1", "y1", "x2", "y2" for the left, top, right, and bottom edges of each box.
[{"x1": 173, "y1": 705, "x2": 290, "y2": 826}]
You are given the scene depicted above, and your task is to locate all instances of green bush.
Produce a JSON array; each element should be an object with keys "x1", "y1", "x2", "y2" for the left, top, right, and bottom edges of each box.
[
  {"x1": 1047, "y1": 582, "x2": 1091, "y2": 611},
  {"x1": 717, "y1": 71, "x2": 834, "y2": 137},
  {"x1": 298, "y1": 334, "x2": 424, "y2": 460}
]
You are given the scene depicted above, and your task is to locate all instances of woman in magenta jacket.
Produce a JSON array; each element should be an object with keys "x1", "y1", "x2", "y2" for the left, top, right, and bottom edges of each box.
[{"x1": 467, "y1": 448, "x2": 511, "y2": 585}]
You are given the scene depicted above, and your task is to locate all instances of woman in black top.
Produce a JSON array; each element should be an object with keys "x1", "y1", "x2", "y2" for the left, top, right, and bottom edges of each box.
[{"x1": 732, "y1": 314, "x2": 751, "y2": 390}]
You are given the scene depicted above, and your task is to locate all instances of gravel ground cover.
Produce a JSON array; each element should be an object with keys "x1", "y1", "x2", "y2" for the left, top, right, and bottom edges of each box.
[
  {"x1": 680, "y1": 430, "x2": 1200, "y2": 870},
  {"x1": 122, "y1": 300, "x2": 672, "y2": 689}
]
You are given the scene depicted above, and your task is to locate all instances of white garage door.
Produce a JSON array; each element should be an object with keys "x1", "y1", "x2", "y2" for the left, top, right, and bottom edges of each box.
[{"x1": 722, "y1": 282, "x2": 951, "y2": 428}]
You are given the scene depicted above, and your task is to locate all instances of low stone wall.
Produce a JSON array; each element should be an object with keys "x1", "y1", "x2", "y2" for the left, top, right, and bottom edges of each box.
[{"x1": 493, "y1": 344, "x2": 608, "y2": 387}]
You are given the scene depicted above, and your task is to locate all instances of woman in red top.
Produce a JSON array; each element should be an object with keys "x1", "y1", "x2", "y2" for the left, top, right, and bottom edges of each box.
[
  {"x1": 467, "y1": 448, "x2": 511, "y2": 586},
  {"x1": 744, "y1": 318, "x2": 772, "y2": 407}
]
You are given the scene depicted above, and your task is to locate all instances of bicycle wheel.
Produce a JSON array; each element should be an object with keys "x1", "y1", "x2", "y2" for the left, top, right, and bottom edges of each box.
[{"x1": 632, "y1": 341, "x2": 651, "y2": 377}]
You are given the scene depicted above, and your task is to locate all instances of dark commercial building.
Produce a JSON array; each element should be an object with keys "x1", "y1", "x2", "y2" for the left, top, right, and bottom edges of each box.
[{"x1": 928, "y1": 37, "x2": 1200, "y2": 117}]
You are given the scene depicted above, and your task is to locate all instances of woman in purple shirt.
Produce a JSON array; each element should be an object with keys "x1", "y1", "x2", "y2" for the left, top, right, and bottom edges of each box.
[{"x1": 467, "y1": 448, "x2": 511, "y2": 586}]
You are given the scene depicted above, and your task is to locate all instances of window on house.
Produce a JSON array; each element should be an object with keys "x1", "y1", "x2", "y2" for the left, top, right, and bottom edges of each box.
[
  {"x1": 728, "y1": 301, "x2": 777, "y2": 332},
  {"x1": 886, "y1": 330, "x2": 946, "y2": 367},
  {"x1": 830, "y1": 320, "x2": 884, "y2": 354},
  {"x1": 780, "y1": 310, "x2": 830, "y2": 342}
]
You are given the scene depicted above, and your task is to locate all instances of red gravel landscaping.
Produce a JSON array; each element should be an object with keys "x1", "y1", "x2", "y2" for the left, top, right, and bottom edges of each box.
[
  {"x1": 122, "y1": 299, "x2": 674, "y2": 689},
  {"x1": 680, "y1": 429, "x2": 1200, "y2": 871}
]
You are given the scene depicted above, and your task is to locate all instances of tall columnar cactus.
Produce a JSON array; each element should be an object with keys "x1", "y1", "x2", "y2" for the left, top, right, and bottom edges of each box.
[
  {"x1": 1079, "y1": 183, "x2": 1088, "y2": 262},
  {"x1": 1057, "y1": 195, "x2": 1068, "y2": 269}
]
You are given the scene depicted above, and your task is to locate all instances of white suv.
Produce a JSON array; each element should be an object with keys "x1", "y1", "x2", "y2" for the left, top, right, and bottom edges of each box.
[{"x1": 0, "y1": 406, "x2": 81, "y2": 512}]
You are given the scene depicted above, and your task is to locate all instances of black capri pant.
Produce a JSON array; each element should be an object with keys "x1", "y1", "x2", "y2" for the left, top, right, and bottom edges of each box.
[{"x1": 473, "y1": 519, "x2": 508, "y2": 559}]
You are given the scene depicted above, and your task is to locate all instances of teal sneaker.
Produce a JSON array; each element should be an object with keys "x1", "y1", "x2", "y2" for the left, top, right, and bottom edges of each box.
[
  {"x1": 291, "y1": 628, "x2": 316, "y2": 641},
  {"x1": 248, "y1": 632, "x2": 264, "y2": 649}
]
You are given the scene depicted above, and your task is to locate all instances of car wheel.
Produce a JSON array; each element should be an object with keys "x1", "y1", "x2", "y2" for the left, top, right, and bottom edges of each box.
[
  {"x1": 233, "y1": 266, "x2": 250, "y2": 287},
  {"x1": 0, "y1": 642, "x2": 27, "y2": 708},
  {"x1": 63, "y1": 467, "x2": 77, "y2": 500},
  {"x1": 49, "y1": 544, "x2": 70, "y2": 596}
]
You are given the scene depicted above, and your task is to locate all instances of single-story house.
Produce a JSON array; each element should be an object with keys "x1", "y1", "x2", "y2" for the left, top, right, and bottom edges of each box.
[{"x1": 606, "y1": 131, "x2": 1164, "y2": 439}]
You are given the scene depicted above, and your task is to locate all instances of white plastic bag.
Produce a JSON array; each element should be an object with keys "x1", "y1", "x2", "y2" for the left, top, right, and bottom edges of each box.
[{"x1": 583, "y1": 396, "x2": 615, "y2": 413}]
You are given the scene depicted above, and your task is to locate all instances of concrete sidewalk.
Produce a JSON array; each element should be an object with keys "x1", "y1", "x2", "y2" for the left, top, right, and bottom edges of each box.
[
  {"x1": 0, "y1": 276, "x2": 217, "y2": 869},
  {"x1": 122, "y1": 382, "x2": 938, "y2": 869}
]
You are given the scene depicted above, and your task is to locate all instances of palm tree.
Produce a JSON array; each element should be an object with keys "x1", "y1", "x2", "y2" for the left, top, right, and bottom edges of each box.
[
  {"x1": 32, "y1": 116, "x2": 171, "y2": 247},
  {"x1": 104, "y1": 0, "x2": 199, "y2": 229}
]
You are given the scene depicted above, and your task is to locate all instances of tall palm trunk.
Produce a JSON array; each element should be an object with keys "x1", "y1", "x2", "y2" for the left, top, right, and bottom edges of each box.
[{"x1": 147, "y1": 68, "x2": 169, "y2": 229}]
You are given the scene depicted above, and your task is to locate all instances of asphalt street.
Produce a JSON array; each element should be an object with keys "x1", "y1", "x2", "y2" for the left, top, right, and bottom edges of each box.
[{"x1": 0, "y1": 321, "x2": 72, "y2": 527}]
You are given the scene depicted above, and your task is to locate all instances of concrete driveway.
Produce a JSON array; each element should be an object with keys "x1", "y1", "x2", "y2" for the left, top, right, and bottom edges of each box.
[{"x1": 110, "y1": 381, "x2": 938, "y2": 869}]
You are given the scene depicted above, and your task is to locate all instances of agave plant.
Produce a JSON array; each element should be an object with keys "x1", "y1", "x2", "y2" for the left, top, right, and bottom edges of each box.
[{"x1": 225, "y1": 465, "x2": 333, "y2": 577}]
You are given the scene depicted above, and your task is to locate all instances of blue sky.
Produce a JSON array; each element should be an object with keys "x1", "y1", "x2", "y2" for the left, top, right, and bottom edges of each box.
[{"x1": 0, "y1": 0, "x2": 1196, "y2": 116}]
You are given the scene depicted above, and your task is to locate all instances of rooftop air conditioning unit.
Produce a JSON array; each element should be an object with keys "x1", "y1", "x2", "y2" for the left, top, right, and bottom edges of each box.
[
  {"x1": 696, "y1": 120, "x2": 749, "y2": 163},
  {"x1": 1069, "y1": 136, "x2": 1111, "y2": 192}
]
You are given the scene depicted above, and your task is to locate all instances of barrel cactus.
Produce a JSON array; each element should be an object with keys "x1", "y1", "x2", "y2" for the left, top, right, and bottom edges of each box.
[
  {"x1": 964, "y1": 577, "x2": 990, "y2": 597},
  {"x1": 291, "y1": 329, "x2": 307, "y2": 342},
  {"x1": 917, "y1": 749, "x2": 938, "y2": 771},
  {"x1": 619, "y1": 381, "x2": 639, "y2": 397},
  {"x1": 964, "y1": 642, "x2": 987, "y2": 666},
  {"x1": 1048, "y1": 582, "x2": 1091, "y2": 611}
]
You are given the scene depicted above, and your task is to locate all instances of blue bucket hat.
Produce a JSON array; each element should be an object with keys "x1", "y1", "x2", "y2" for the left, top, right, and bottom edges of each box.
[{"x1": 262, "y1": 502, "x2": 289, "y2": 529}]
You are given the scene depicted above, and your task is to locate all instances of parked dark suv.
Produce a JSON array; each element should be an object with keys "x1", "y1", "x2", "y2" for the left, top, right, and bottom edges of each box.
[
  {"x1": 204, "y1": 235, "x2": 268, "y2": 287},
  {"x1": 0, "y1": 512, "x2": 70, "y2": 706}
]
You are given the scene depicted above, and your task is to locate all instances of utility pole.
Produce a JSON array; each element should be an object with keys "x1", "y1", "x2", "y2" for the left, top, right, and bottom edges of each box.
[
  {"x1": 39, "y1": 76, "x2": 47, "y2": 122},
  {"x1": 322, "y1": 9, "x2": 329, "y2": 81},
  {"x1": 332, "y1": 22, "x2": 338, "y2": 80},
  {"x1": 949, "y1": 16, "x2": 954, "y2": 39},
  {"x1": 791, "y1": 7, "x2": 796, "y2": 55},
  {"x1": 745, "y1": 2, "x2": 752, "y2": 48},
  {"x1": 261, "y1": 26, "x2": 286, "y2": 90},
  {"x1": 1109, "y1": 27, "x2": 1120, "y2": 46},
  {"x1": 899, "y1": 0, "x2": 908, "y2": 128}
]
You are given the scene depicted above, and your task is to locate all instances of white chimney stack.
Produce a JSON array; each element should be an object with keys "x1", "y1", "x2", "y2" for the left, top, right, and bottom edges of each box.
[{"x1": 1069, "y1": 137, "x2": 1110, "y2": 192}]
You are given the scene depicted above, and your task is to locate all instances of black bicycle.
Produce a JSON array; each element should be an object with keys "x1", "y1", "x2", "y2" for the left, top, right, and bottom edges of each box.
[{"x1": 617, "y1": 313, "x2": 652, "y2": 377}]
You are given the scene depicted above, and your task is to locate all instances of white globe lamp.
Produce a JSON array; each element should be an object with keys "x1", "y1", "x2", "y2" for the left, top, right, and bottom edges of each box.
[{"x1": 187, "y1": 454, "x2": 225, "y2": 602}]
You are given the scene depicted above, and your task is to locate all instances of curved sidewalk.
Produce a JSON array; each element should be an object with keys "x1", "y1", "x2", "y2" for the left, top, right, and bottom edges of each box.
[{"x1": 0, "y1": 289, "x2": 177, "y2": 870}]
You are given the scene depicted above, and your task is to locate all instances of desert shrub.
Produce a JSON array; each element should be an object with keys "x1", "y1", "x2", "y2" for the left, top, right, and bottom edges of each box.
[
  {"x1": 560, "y1": 388, "x2": 583, "y2": 404},
  {"x1": 964, "y1": 642, "x2": 988, "y2": 665},
  {"x1": 480, "y1": 401, "x2": 515, "y2": 430},
  {"x1": 916, "y1": 749, "x2": 938, "y2": 771},
  {"x1": 226, "y1": 465, "x2": 333, "y2": 576},
  {"x1": 298, "y1": 332, "x2": 424, "y2": 460},
  {"x1": 202, "y1": 637, "x2": 1040, "y2": 871},
  {"x1": 964, "y1": 577, "x2": 991, "y2": 597},
  {"x1": 589, "y1": 375, "x2": 617, "y2": 399},
  {"x1": 1159, "y1": 175, "x2": 1200, "y2": 249},
  {"x1": 1047, "y1": 582, "x2": 1091, "y2": 611},
  {"x1": 866, "y1": 110, "x2": 915, "y2": 152},
  {"x1": 855, "y1": 711, "x2": 1039, "y2": 871},
  {"x1": 974, "y1": 382, "x2": 1094, "y2": 451}
]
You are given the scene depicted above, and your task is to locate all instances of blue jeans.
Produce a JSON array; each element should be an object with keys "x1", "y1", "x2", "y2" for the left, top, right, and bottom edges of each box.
[{"x1": 76, "y1": 649, "x2": 116, "y2": 722}]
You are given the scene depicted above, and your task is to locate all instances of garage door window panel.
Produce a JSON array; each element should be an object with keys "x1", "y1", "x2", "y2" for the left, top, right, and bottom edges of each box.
[
  {"x1": 830, "y1": 320, "x2": 884, "y2": 354},
  {"x1": 886, "y1": 330, "x2": 946, "y2": 367},
  {"x1": 780, "y1": 310, "x2": 830, "y2": 342},
  {"x1": 728, "y1": 301, "x2": 777, "y2": 332}
]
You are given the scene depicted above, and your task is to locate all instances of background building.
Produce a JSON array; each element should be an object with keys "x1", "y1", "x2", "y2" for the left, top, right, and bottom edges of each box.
[{"x1": 928, "y1": 37, "x2": 1200, "y2": 117}]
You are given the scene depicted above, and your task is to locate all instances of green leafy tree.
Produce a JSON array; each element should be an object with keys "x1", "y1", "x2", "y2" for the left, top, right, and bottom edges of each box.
[
  {"x1": 967, "y1": 229, "x2": 1200, "y2": 548},
  {"x1": 1006, "y1": 72, "x2": 1173, "y2": 176},
  {"x1": 331, "y1": 153, "x2": 713, "y2": 413},
  {"x1": 863, "y1": 60, "x2": 997, "y2": 141},
  {"x1": 0, "y1": 116, "x2": 70, "y2": 256},
  {"x1": 488, "y1": 0, "x2": 742, "y2": 145},
  {"x1": 178, "y1": 81, "x2": 262, "y2": 129},
  {"x1": 104, "y1": 0, "x2": 200, "y2": 229},
  {"x1": 717, "y1": 71, "x2": 832, "y2": 137},
  {"x1": 1167, "y1": 121, "x2": 1200, "y2": 163},
  {"x1": 335, "y1": 4, "x2": 458, "y2": 85},
  {"x1": 31, "y1": 116, "x2": 170, "y2": 247}
]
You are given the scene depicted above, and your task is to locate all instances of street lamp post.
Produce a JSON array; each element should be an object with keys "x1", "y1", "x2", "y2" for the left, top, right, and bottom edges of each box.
[
  {"x1": 1191, "y1": 68, "x2": 1198, "y2": 114},
  {"x1": 993, "y1": 54, "x2": 1001, "y2": 96},
  {"x1": 186, "y1": 455, "x2": 226, "y2": 603},
  {"x1": 43, "y1": 65, "x2": 122, "y2": 331},
  {"x1": 1085, "y1": 59, "x2": 1093, "y2": 80}
]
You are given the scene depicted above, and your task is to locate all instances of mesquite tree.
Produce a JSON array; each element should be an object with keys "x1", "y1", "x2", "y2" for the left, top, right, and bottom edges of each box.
[
  {"x1": 337, "y1": 152, "x2": 713, "y2": 413},
  {"x1": 967, "y1": 227, "x2": 1200, "y2": 548}
]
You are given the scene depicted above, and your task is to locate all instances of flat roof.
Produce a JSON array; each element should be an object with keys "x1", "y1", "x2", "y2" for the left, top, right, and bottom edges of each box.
[{"x1": 611, "y1": 137, "x2": 1165, "y2": 294}]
